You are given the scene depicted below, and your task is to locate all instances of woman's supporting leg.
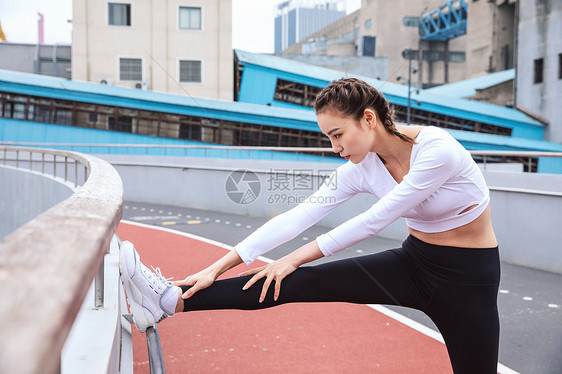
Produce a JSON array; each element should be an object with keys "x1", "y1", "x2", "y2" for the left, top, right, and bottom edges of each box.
[
  {"x1": 181, "y1": 249, "x2": 429, "y2": 312},
  {"x1": 427, "y1": 282, "x2": 500, "y2": 374}
]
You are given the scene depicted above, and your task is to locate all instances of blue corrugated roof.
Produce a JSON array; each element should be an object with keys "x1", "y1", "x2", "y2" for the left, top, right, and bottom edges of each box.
[
  {"x1": 424, "y1": 69, "x2": 515, "y2": 98},
  {"x1": 445, "y1": 127, "x2": 562, "y2": 152},
  {"x1": 235, "y1": 50, "x2": 541, "y2": 128},
  {"x1": 1, "y1": 68, "x2": 560, "y2": 156},
  {"x1": 0, "y1": 69, "x2": 318, "y2": 128}
]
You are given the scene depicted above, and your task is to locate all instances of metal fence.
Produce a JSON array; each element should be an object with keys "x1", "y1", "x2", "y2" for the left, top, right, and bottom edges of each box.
[{"x1": 1, "y1": 142, "x2": 561, "y2": 173}]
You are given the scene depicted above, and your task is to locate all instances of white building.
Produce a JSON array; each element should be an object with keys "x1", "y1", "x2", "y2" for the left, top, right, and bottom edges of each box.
[{"x1": 72, "y1": 0, "x2": 232, "y2": 100}]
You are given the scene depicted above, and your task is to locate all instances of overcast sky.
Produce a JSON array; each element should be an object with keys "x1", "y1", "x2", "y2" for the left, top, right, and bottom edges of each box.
[{"x1": 0, "y1": 0, "x2": 361, "y2": 53}]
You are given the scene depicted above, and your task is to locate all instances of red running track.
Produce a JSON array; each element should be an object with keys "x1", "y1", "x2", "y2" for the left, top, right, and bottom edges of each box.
[{"x1": 117, "y1": 221, "x2": 455, "y2": 373}]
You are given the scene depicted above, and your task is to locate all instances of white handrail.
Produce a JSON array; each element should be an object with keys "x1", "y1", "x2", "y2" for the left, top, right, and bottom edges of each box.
[{"x1": 0, "y1": 146, "x2": 124, "y2": 374}]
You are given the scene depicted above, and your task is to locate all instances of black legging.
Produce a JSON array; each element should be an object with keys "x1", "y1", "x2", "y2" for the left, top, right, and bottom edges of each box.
[{"x1": 181, "y1": 235, "x2": 501, "y2": 374}]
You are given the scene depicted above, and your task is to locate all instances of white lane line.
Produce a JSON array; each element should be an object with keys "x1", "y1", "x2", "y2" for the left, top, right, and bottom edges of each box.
[
  {"x1": 499, "y1": 289, "x2": 510, "y2": 294},
  {"x1": 523, "y1": 297, "x2": 533, "y2": 301},
  {"x1": 119, "y1": 219, "x2": 521, "y2": 374},
  {"x1": 548, "y1": 304, "x2": 560, "y2": 309}
]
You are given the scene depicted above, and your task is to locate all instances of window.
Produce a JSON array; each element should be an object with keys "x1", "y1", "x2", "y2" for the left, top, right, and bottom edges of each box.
[
  {"x1": 273, "y1": 79, "x2": 322, "y2": 108},
  {"x1": 423, "y1": 50, "x2": 443, "y2": 61},
  {"x1": 119, "y1": 58, "x2": 142, "y2": 81},
  {"x1": 88, "y1": 112, "x2": 98, "y2": 124},
  {"x1": 449, "y1": 52, "x2": 466, "y2": 62},
  {"x1": 108, "y1": 3, "x2": 131, "y2": 26},
  {"x1": 402, "y1": 17, "x2": 420, "y2": 27},
  {"x1": 364, "y1": 19, "x2": 372, "y2": 30},
  {"x1": 534, "y1": 58, "x2": 543, "y2": 84},
  {"x1": 179, "y1": 7, "x2": 201, "y2": 30},
  {"x1": 179, "y1": 60, "x2": 202, "y2": 83},
  {"x1": 108, "y1": 116, "x2": 133, "y2": 132}
]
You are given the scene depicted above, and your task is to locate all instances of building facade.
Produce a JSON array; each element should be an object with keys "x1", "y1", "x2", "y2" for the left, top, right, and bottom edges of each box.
[
  {"x1": 0, "y1": 43, "x2": 71, "y2": 79},
  {"x1": 515, "y1": 0, "x2": 561, "y2": 143},
  {"x1": 274, "y1": 0, "x2": 346, "y2": 53},
  {"x1": 281, "y1": 0, "x2": 519, "y2": 90},
  {"x1": 466, "y1": 0, "x2": 516, "y2": 78},
  {"x1": 71, "y1": 0, "x2": 232, "y2": 100}
]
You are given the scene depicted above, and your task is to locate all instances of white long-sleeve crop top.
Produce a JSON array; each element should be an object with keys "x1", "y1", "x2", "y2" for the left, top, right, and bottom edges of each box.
[{"x1": 234, "y1": 126, "x2": 490, "y2": 264}]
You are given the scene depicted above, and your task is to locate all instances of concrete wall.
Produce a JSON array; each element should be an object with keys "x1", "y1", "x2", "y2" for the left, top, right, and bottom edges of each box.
[
  {"x1": 466, "y1": 1, "x2": 515, "y2": 76},
  {"x1": 469, "y1": 80, "x2": 514, "y2": 107},
  {"x1": 0, "y1": 166, "x2": 75, "y2": 240},
  {"x1": 71, "y1": 0, "x2": 232, "y2": 100},
  {"x1": 516, "y1": 0, "x2": 562, "y2": 143},
  {"x1": 103, "y1": 155, "x2": 562, "y2": 274}
]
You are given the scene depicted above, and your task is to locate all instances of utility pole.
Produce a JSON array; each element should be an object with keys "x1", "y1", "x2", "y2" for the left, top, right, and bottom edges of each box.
[{"x1": 401, "y1": 48, "x2": 417, "y2": 126}]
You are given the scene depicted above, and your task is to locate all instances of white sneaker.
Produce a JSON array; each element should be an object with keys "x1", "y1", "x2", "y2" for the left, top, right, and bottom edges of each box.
[{"x1": 119, "y1": 240, "x2": 179, "y2": 332}]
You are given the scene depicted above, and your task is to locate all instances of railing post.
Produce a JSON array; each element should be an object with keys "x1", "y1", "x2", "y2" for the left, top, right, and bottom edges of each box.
[
  {"x1": 64, "y1": 156, "x2": 68, "y2": 182},
  {"x1": 42, "y1": 153, "x2": 45, "y2": 174},
  {"x1": 16, "y1": 150, "x2": 19, "y2": 168},
  {"x1": 53, "y1": 154, "x2": 57, "y2": 178},
  {"x1": 94, "y1": 256, "x2": 104, "y2": 309},
  {"x1": 75, "y1": 160, "x2": 78, "y2": 187},
  {"x1": 29, "y1": 151, "x2": 32, "y2": 171}
]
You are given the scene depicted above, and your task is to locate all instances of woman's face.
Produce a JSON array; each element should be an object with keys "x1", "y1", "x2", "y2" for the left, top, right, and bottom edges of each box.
[{"x1": 317, "y1": 110, "x2": 375, "y2": 164}]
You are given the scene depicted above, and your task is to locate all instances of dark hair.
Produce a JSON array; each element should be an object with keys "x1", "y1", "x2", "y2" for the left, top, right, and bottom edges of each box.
[{"x1": 314, "y1": 77, "x2": 415, "y2": 144}]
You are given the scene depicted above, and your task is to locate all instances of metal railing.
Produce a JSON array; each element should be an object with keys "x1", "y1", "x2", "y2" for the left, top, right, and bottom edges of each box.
[
  {"x1": 1, "y1": 142, "x2": 561, "y2": 172},
  {"x1": 0, "y1": 146, "x2": 124, "y2": 374}
]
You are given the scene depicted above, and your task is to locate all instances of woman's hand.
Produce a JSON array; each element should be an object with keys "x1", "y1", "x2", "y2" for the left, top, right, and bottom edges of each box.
[
  {"x1": 172, "y1": 268, "x2": 218, "y2": 299},
  {"x1": 172, "y1": 249, "x2": 244, "y2": 299},
  {"x1": 239, "y1": 256, "x2": 298, "y2": 303}
]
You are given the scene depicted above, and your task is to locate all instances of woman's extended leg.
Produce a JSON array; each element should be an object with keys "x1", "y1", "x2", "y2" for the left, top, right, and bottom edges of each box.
[{"x1": 180, "y1": 248, "x2": 432, "y2": 312}]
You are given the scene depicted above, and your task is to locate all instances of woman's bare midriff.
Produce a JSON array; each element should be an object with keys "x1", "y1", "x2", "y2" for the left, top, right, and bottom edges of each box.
[{"x1": 408, "y1": 205, "x2": 498, "y2": 248}]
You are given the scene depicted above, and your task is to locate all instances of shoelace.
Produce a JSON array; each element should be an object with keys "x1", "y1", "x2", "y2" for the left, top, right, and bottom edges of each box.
[{"x1": 141, "y1": 265, "x2": 174, "y2": 293}]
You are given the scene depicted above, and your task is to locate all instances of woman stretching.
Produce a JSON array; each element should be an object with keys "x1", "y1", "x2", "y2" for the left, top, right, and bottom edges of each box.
[{"x1": 120, "y1": 78, "x2": 500, "y2": 374}]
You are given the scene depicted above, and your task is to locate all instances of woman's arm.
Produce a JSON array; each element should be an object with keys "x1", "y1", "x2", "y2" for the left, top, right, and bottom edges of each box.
[{"x1": 174, "y1": 163, "x2": 361, "y2": 298}]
